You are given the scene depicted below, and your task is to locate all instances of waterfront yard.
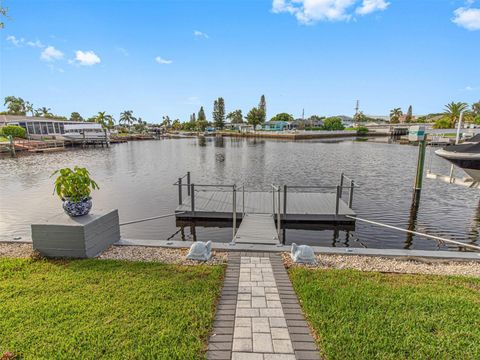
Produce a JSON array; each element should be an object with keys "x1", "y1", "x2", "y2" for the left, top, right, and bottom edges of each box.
[
  {"x1": 0, "y1": 258, "x2": 224, "y2": 359},
  {"x1": 290, "y1": 268, "x2": 480, "y2": 360}
]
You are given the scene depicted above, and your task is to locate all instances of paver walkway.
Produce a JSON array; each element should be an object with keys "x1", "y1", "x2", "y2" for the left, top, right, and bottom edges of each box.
[{"x1": 207, "y1": 252, "x2": 320, "y2": 360}]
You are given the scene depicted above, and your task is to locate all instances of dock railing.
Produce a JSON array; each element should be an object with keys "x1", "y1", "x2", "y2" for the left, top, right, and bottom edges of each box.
[
  {"x1": 174, "y1": 173, "x2": 239, "y2": 238},
  {"x1": 174, "y1": 171, "x2": 358, "y2": 241}
]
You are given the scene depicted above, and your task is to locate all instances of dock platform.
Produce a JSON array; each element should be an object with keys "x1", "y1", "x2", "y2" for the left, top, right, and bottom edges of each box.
[{"x1": 175, "y1": 190, "x2": 356, "y2": 224}]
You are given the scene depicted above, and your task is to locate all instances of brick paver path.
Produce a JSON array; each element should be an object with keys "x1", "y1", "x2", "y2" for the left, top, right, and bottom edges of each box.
[{"x1": 207, "y1": 252, "x2": 320, "y2": 360}]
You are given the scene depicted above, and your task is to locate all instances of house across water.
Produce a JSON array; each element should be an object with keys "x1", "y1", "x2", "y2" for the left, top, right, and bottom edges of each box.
[{"x1": 0, "y1": 115, "x2": 85, "y2": 140}]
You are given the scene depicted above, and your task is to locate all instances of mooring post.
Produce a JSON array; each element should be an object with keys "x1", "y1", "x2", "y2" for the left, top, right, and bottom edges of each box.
[
  {"x1": 349, "y1": 180, "x2": 354, "y2": 208},
  {"x1": 190, "y1": 184, "x2": 195, "y2": 213},
  {"x1": 232, "y1": 185, "x2": 237, "y2": 239},
  {"x1": 8, "y1": 135, "x2": 15, "y2": 157},
  {"x1": 414, "y1": 138, "x2": 427, "y2": 194},
  {"x1": 187, "y1": 171, "x2": 191, "y2": 196},
  {"x1": 339, "y1": 173, "x2": 344, "y2": 198},
  {"x1": 272, "y1": 186, "x2": 275, "y2": 214},
  {"x1": 335, "y1": 185, "x2": 340, "y2": 216},
  {"x1": 283, "y1": 185, "x2": 287, "y2": 223},
  {"x1": 178, "y1": 178, "x2": 183, "y2": 205}
]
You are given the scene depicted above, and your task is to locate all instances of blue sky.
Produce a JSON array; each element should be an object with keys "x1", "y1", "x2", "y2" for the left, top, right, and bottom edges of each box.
[{"x1": 1, "y1": 0, "x2": 479, "y2": 123}]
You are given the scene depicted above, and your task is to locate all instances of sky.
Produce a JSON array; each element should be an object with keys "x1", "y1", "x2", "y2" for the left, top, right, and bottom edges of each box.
[{"x1": 1, "y1": 0, "x2": 480, "y2": 123}]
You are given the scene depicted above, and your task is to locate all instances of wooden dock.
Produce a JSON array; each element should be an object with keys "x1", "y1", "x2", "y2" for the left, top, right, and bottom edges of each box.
[
  {"x1": 175, "y1": 190, "x2": 356, "y2": 223},
  {"x1": 233, "y1": 214, "x2": 279, "y2": 245}
]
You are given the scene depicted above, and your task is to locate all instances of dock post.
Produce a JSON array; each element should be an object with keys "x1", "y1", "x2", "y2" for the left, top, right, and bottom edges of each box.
[
  {"x1": 349, "y1": 180, "x2": 354, "y2": 208},
  {"x1": 277, "y1": 187, "x2": 281, "y2": 243},
  {"x1": 283, "y1": 185, "x2": 287, "y2": 224},
  {"x1": 178, "y1": 178, "x2": 183, "y2": 205},
  {"x1": 335, "y1": 185, "x2": 340, "y2": 216},
  {"x1": 272, "y1": 187, "x2": 275, "y2": 214},
  {"x1": 232, "y1": 185, "x2": 237, "y2": 238},
  {"x1": 8, "y1": 135, "x2": 15, "y2": 157},
  {"x1": 190, "y1": 184, "x2": 195, "y2": 213},
  {"x1": 242, "y1": 186, "x2": 245, "y2": 216},
  {"x1": 187, "y1": 172, "x2": 191, "y2": 196},
  {"x1": 413, "y1": 138, "x2": 427, "y2": 198},
  {"x1": 339, "y1": 173, "x2": 344, "y2": 198}
]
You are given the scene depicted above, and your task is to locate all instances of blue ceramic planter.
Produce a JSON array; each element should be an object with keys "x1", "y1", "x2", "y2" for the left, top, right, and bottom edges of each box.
[{"x1": 62, "y1": 197, "x2": 92, "y2": 217}]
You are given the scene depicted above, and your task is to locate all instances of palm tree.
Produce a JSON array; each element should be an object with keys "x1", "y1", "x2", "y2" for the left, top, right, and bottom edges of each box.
[
  {"x1": 389, "y1": 108, "x2": 403, "y2": 124},
  {"x1": 25, "y1": 101, "x2": 34, "y2": 116},
  {"x1": 119, "y1": 110, "x2": 136, "y2": 128},
  {"x1": 95, "y1": 111, "x2": 115, "y2": 129},
  {"x1": 444, "y1": 102, "x2": 469, "y2": 128},
  {"x1": 36, "y1": 107, "x2": 53, "y2": 117},
  {"x1": 161, "y1": 116, "x2": 172, "y2": 128}
]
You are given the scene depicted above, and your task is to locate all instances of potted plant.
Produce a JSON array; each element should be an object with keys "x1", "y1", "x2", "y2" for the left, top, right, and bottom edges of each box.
[{"x1": 51, "y1": 166, "x2": 99, "y2": 217}]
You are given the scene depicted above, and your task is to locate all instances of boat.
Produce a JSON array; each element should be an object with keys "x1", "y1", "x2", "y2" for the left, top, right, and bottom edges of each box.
[
  {"x1": 435, "y1": 134, "x2": 480, "y2": 182},
  {"x1": 62, "y1": 123, "x2": 109, "y2": 142}
]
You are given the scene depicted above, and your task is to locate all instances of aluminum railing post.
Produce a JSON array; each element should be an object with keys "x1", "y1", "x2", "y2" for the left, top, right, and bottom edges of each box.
[
  {"x1": 242, "y1": 186, "x2": 245, "y2": 216},
  {"x1": 187, "y1": 172, "x2": 191, "y2": 196},
  {"x1": 283, "y1": 185, "x2": 287, "y2": 223},
  {"x1": 272, "y1": 186, "x2": 275, "y2": 214},
  {"x1": 277, "y1": 187, "x2": 281, "y2": 242},
  {"x1": 335, "y1": 185, "x2": 340, "y2": 216},
  {"x1": 232, "y1": 185, "x2": 237, "y2": 239},
  {"x1": 349, "y1": 180, "x2": 354, "y2": 208},
  {"x1": 178, "y1": 178, "x2": 182, "y2": 205},
  {"x1": 339, "y1": 173, "x2": 344, "y2": 198},
  {"x1": 191, "y1": 184, "x2": 195, "y2": 213}
]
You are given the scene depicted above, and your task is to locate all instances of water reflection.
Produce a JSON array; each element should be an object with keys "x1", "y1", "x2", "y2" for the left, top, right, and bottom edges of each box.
[{"x1": 1, "y1": 137, "x2": 479, "y2": 251}]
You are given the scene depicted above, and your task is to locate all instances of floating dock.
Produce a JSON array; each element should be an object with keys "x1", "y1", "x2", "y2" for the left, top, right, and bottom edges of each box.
[{"x1": 175, "y1": 190, "x2": 356, "y2": 224}]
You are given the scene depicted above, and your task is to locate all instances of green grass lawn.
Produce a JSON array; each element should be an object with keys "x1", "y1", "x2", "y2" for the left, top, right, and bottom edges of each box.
[
  {"x1": 0, "y1": 258, "x2": 224, "y2": 359},
  {"x1": 289, "y1": 268, "x2": 480, "y2": 360},
  {"x1": 0, "y1": 136, "x2": 8, "y2": 143}
]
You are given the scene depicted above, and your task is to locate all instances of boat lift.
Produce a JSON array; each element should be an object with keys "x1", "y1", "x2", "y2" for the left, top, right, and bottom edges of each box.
[{"x1": 424, "y1": 114, "x2": 480, "y2": 189}]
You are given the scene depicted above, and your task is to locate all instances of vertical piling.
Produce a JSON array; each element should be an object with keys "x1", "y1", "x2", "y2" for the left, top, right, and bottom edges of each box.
[
  {"x1": 187, "y1": 172, "x2": 191, "y2": 196},
  {"x1": 339, "y1": 173, "x2": 344, "y2": 198},
  {"x1": 178, "y1": 178, "x2": 182, "y2": 205},
  {"x1": 8, "y1": 135, "x2": 16, "y2": 157},
  {"x1": 335, "y1": 185, "x2": 340, "y2": 216},
  {"x1": 349, "y1": 180, "x2": 354, "y2": 208},
  {"x1": 232, "y1": 185, "x2": 237, "y2": 239},
  {"x1": 414, "y1": 139, "x2": 427, "y2": 192},
  {"x1": 190, "y1": 184, "x2": 195, "y2": 213}
]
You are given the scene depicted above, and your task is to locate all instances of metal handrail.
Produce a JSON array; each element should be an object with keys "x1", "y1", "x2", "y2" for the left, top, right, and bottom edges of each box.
[{"x1": 348, "y1": 215, "x2": 480, "y2": 252}]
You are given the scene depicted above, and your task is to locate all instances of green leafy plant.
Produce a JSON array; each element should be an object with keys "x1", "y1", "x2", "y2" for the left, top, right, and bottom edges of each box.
[
  {"x1": 0, "y1": 125, "x2": 26, "y2": 139},
  {"x1": 51, "y1": 167, "x2": 99, "y2": 202}
]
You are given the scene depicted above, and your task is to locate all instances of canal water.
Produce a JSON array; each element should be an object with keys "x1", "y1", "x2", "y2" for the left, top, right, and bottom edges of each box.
[{"x1": 1, "y1": 137, "x2": 478, "y2": 251}]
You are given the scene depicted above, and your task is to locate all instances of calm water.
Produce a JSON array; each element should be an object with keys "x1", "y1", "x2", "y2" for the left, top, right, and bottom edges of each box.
[{"x1": 1, "y1": 137, "x2": 479, "y2": 251}]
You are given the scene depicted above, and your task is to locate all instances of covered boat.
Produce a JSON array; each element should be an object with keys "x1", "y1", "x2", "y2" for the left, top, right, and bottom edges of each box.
[
  {"x1": 62, "y1": 123, "x2": 109, "y2": 142},
  {"x1": 435, "y1": 134, "x2": 480, "y2": 182}
]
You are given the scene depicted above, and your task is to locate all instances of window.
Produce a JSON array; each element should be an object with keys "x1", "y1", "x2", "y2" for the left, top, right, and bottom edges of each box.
[
  {"x1": 34, "y1": 122, "x2": 41, "y2": 134},
  {"x1": 54, "y1": 123, "x2": 60, "y2": 133},
  {"x1": 41, "y1": 123, "x2": 48, "y2": 135},
  {"x1": 59, "y1": 123, "x2": 65, "y2": 134},
  {"x1": 27, "y1": 123, "x2": 35, "y2": 134},
  {"x1": 47, "y1": 122, "x2": 54, "y2": 134}
]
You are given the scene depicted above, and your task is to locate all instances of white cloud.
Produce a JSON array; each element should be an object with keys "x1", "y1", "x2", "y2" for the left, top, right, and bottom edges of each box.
[
  {"x1": 6, "y1": 35, "x2": 23, "y2": 46},
  {"x1": 40, "y1": 46, "x2": 64, "y2": 61},
  {"x1": 194, "y1": 30, "x2": 209, "y2": 39},
  {"x1": 27, "y1": 40, "x2": 45, "y2": 48},
  {"x1": 272, "y1": 0, "x2": 388, "y2": 23},
  {"x1": 355, "y1": 0, "x2": 389, "y2": 16},
  {"x1": 155, "y1": 56, "x2": 172, "y2": 64},
  {"x1": 73, "y1": 50, "x2": 101, "y2": 66},
  {"x1": 453, "y1": 7, "x2": 480, "y2": 30}
]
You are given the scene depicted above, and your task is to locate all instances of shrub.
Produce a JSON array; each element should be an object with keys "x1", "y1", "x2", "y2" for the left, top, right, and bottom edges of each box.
[
  {"x1": 433, "y1": 117, "x2": 452, "y2": 129},
  {"x1": 0, "y1": 125, "x2": 26, "y2": 139},
  {"x1": 356, "y1": 126, "x2": 369, "y2": 135},
  {"x1": 322, "y1": 117, "x2": 345, "y2": 131}
]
